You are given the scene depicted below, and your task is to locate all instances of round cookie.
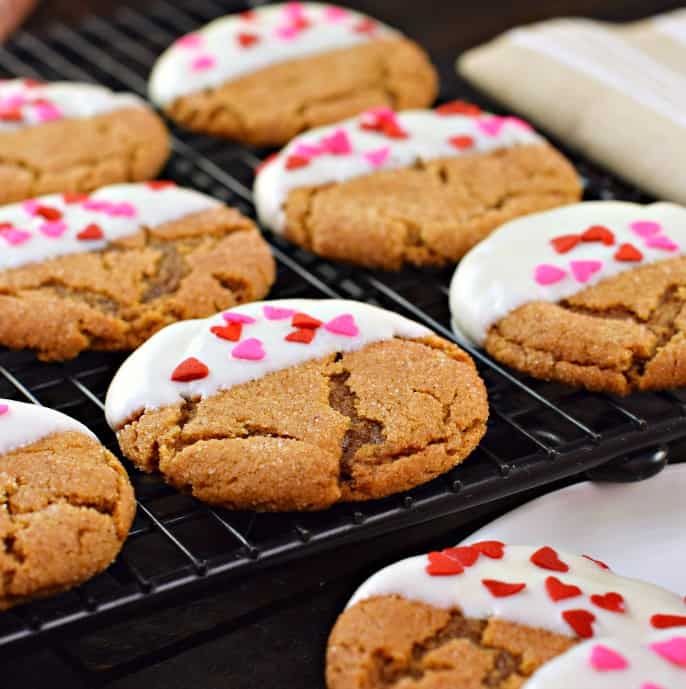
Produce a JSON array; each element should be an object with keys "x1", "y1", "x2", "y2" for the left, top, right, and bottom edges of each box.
[
  {"x1": 148, "y1": 3, "x2": 437, "y2": 146},
  {"x1": 0, "y1": 79, "x2": 170, "y2": 204},
  {"x1": 0, "y1": 181, "x2": 276, "y2": 361},
  {"x1": 0, "y1": 400, "x2": 135, "y2": 611},
  {"x1": 450, "y1": 201, "x2": 686, "y2": 394},
  {"x1": 105, "y1": 299, "x2": 488, "y2": 511},
  {"x1": 327, "y1": 542, "x2": 686, "y2": 689},
  {"x1": 254, "y1": 103, "x2": 581, "y2": 269}
]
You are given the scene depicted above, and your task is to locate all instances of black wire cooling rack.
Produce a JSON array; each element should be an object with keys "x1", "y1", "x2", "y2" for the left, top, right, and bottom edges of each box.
[{"x1": 0, "y1": 0, "x2": 685, "y2": 653}]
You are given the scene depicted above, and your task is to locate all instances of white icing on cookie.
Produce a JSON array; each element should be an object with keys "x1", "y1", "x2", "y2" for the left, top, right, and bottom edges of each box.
[
  {"x1": 148, "y1": 3, "x2": 398, "y2": 107},
  {"x1": 105, "y1": 298, "x2": 432, "y2": 429},
  {"x1": 254, "y1": 105, "x2": 543, "y2": 234},
  {"x1": 0, "y1": 79, "x2": 145, "y2": 131},
  {"x1": 0, "y1": 399, "x2": 97, "y2": 456},
  {"x1": 0, "y1": 182, "x2": 220, "y2": 272},
  {"x1": 348, "y1": 543, "x2": 686, "y2": 688},
  {"x1": 449, "y1": 201, "x2": 686, "y2": 345}
]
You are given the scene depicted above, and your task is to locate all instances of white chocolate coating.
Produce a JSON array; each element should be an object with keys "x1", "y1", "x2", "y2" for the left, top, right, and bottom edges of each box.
[
  {"x1": 148, "y1": 3, "x2": 398, "y2": 107},
  {"x1": 0, "y1": 182, "x2": 220, "y2": 272},
  {"x1": 449, "y1": 201, "x2": 686, "y2": 345},
  {"x1": 0, "y1": 399, "x2": 97, "y2": 456},
  {"x1": 254, "y1": 107, "x2": 543, "y2": 234},
  {"x1": 348, "y1": 543, "x2": 686, "y2": 689},
  {"x1": 0, "y1": 79, "x2": 145, "y2": 131},
  {"x1": 105, "y1": 298, "x2": 431, "y2": 429}
]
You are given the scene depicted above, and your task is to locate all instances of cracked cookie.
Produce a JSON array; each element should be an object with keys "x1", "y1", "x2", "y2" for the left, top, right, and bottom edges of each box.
[
  {"x1": 450, "y1": 201, "x2": 686, "y2": 394},
  {"x1": 148, "y1": 3, "x2": 437, "y2": 146},
  {"x1": 0, "y1": 79, "x2": 170, "y2": 204},
  {"x1": 0, "y1": 182, "x2": 276, "y2": 361},
  {"x1": 254, "y1": 104, "x2": 581, "y2": 269},
  {"x1": 327, "y1": 543, "x2": 686, "y2": 689},
  {"x1": 0, "y1": 399, "x2": 135, "y2": 611},
  {"x1": 105, "y1": 299, "x2": 488, "y2": 511}
]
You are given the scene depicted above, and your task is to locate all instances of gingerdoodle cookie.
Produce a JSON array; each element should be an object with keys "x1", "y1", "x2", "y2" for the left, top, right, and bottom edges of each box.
[
  {"x1": 254, "y1": 103, "x2": 581, "y2": 269},
  {"x1": 0, "y1": 79, "x2": 170, "y2": 204},
  {"x1": 0, "y1": 399, "x2": 135, "y2": 611},
  {"x1": 0, "y1": 182, "x2": 275, "y2": 361},
  {"x1": 327, "y1": 542, "x2": 686, "y2": 689},
  {"x1": 450, "y1": 201, "x2": 686, "y2": 395},
  {"x1": 105, "y1": 299, "x2": 488, "y2": 511},
  {"x1": 148, "y1": 3, "x2": 437, "y2": 146}
]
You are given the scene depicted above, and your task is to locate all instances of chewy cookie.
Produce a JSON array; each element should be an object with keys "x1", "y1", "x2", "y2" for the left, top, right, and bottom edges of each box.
[
  {"x1": 0, "y1": 79, "x2": 170, "y2": 204},
  {"x1": 255, "y1": 104, "x2": 581, "y2": 269},
  {"x1": 148, "y1": 3, "x2": 437, "y2": 146},
  {"x1": 450, "y1": 201, "x2": 686, "y2": 394},
  {"x1": 0, "y1": 182, "x2": 275, "y2": 361},
  {"x1": 105, "y1": 299, "x2": 488, "y2": 511},
  {"x1": 0, "y1": 400, "x2": 135, "y2": 610},
  {"x1": 327, "y1": 542, "x2": 686, "y2": 688}
]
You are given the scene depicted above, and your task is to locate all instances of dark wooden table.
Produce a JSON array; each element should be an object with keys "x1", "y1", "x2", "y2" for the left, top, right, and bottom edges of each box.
[{"x1": 5, "y1": 1, "x2": 684, "y2": 687}]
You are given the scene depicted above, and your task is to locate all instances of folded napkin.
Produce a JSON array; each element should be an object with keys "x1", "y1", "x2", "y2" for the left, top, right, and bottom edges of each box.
[{"x1": 458, "y1": 9, "x2": 686, "y2": 203}]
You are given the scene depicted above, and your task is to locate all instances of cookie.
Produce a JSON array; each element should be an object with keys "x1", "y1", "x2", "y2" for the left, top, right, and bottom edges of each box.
[
  {"x1": 0, "y1": 79, "x2": 170, "y2": 204},
  {"x1": 450, "y1": 201, "x2": 686, "y2": 394},
  {"x1": 148, "y1": 3, "x2": 437, "y2": 146},
  {"x1": 0, "y1": 182, "x2": 275, "y2": 361},
  {"x1": 327, "y1": 542, "x2": 686, "y2": 688},
  {"x1": 0, "y1": 399, "x2": 135, "y2": 610},
  {"x1": 254, "y1": 104, "x2": 581, "y2": 269},
  {"x1": 105, "y1": 299, "x2": 488, "y2": 511}
]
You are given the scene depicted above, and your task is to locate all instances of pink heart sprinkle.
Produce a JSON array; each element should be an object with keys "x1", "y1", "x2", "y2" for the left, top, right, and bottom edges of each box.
[
  {"x1": 324, "y1": 314, "x2": 359, "y2": 337},
  {"x1": 22, "y1": 199, "x2": 39, "y2": 215},
  {"x1": 190, "y1": 54, "x2": 216, "y2": 71},
  {"x1": 477, "y1": 115, "x2": 507, "y2": 137},
  {"x1": 0, "y1": 404, "x2": 8, "y2": 415},
  {"x1": 641, "y1": 684, "x2": 665, "y2": 689},
  {"x1": 232, "y1": 338, "x2": 265, "y2": 361},
  {"x1": 294, "y1": 143, "x2": 324, "y2": 158},
  {"x1": 320, "y1": 129, "x2": 352, "y2": 155},
  {"x1": 589, "y1": 644, "x2": 628, "y2": 672},
  {"x1": 83, "y1": 199, "x2": 110, "y2": 212},
  {"x1": 364, "y1": 146, "x2": 390, "y2": 167},
  {"x1": 176, "y1": 33, "x2": 204, "y2": 49},
  {"x1": 645, "y1": 235, "x2": 679, "y2": 252},
  {"x1": 534, "y1": 264, "x2": 566, "y2": 286},
  {"x1": 109, "y1": 202, "x2": 137, "y2": 218},
  {"x1": 1, "y1": 228, "x2": 31, "y2": 245},
  {"x1": 360, "y1": 106, "x2": 396, "y2": 127},
  {"x1": 34, "y1": 102, "x2": 62, "y2": 122},
  {"x1": 570, "y1": 259, "x2": 603, "y2": 283},
  {"x1": 324, "y1": 6, "x2": 348, "y2": 21},
  {"x1": 630, "y1": 220, "x2": 662, "y2": 238},
  {"x1": 263, "y1": 306, "x2": 295, "y2": 320},
  {"x1": 39, "y1": 220, "x2": 67, "y2": 238},
  {"x1": 650, "y1": 637, "x2": 686, "y2": 667},
  {"x1": 283, "y1": 2, "x2": 305, "y2": 19},
  {"x1": 275, "y1": 25, "x2": 299, "y2": 40},
  {"x1": 507, "y1": 116, "x2": 533, "y2": 131},
  {"x1": 222, "y1": 312, "x2": 256, "y2": 324},
  {"x1": 1, "y1": 93, "x2": 26, "y2": 109}
]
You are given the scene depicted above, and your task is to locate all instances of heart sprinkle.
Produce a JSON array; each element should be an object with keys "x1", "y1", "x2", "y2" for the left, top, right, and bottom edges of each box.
[
  {"x1": 237, "y1": 32, "x2": 260, "y2": 48},
  {"x1": 589, "y1": 644, "x2": 629, "y2": 671},
  {"x1": 570, "y1": 259, "x2": 603, "y2": 283},
  {"x1": 285, "y1": 328, "x2": 315, "y2": 344},
  {"x1": 545, "y1": 576, "x2": 582, "y2": 602},
  {"x1": 324, "y1": 314, "x2": 359, "y2": 337},
  {"x1": 263, "y1": 305, "x2": 296, "y2": 320},
  {"x1": 211, "y1": 323, "x2": 242, "y2": 342},
  {"x1": 482, "y1": 579, "x2": 527, "y2": 598},
  {"x1": 435, "y1": 100, "x2": 482, "y2": 117},
  {"x1": 292, "y1": 313, "x2": 322, "y2": 329},
  {"x1": 0, "y1": 227, "x2": 31, "y2": 245},
  {"x1": 551, "y1": 234, "x2": 580, "y2": 254},
  {"x1": 0, "y1": 404, "x2": 8, "y2": 415},
  {"x1": 645, "y1": 235, "x2": 679, "y2": 252},
  {"x1": 171, "y1": 357, "x2": 209, "y2": 382},
  {"x1": 531, "y1": 546, "x2": 569, "y2": 572},
  {"x1": 630, "y1": 220, "x2": 662, "y2": 238},
  {"x1": 426, "y1": 550, "x2": 464, "y2": 576},
  {"x1": 591, "y1": 592, "x2": 626, "y2": 614},
  {"x1": 651, "y1": 614, "x2": 686, "y2": 629},
  {"x1": 222, "y1": 312, "x2": 256, "y2": 325},
  {"x1": 285, "y1": 154, "x2": 310, "y2": 170},
  {"x1": 364, "y1": 146, "x2": 390, "y2": 167},
  {"x1": 649, "y1": 637, "x2": 686, "y2": 667},
  {"x1": 77, "y1": 224, "x2": 104, "y2": 241},
  {"x1": 534, "y1": 264, "x2": 566, "y2": 286},
  {"x1": 614, "y1": 243, "x2": 643, "y2": 262},
  {"x1": 581, "y1": 225, "x2": 615, "y2": 245},
  {"x1": 583, "y1": 555, "x2": 610, "y2": 570},
  {"x1": 471, "y1": 541, "x2": 505, "y2": 559},
  {"x1": 190, "y1": 54, "x2": 216, "y2": 71},
  {"x1": 441, "y1": 546, "x2": 479, "y2": 567},
  {"x1": 232, "y1": 338, "x2": 266, "y2": 361},
  {"x1": 448, "y1": 135, "x2": 474, "y2": 150},
  {"x1": 562, "y1": 609, "x2": 596, "y2": 638}
]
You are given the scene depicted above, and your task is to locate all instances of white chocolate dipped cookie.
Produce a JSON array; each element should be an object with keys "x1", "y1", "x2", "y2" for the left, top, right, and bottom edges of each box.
[{"x1": 105, "y1": 299, "x2": 488, "y2": 511}]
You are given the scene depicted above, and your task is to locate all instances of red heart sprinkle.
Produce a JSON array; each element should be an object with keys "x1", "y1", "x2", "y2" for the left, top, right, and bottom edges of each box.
[
  {"x1": 482, "y1": 579, "x2": 527, "y2": 598},
  {"x1": 614, "y1": 243, "x2": 643, "y2": 262},
  {"x1": 591, "y1": 592, "x2": 625, "y2": 614},
  {"x1": 237, "y1": 32, "x2": 260, "y2": 48},
  {"x1": 63, "y1": 192, "x2": 89, "y2": 204},
  {"x1": 210, "y1": 323, "x2": 242, "y2": 342},
  {"x1": 35, "y1": 205, "x2": 62, "y2": 221},
  {"x1": 146, "y1": 180, "x2": 176, "y2": 190},
  {"x1": 240, "y1": 9, "x2": 255, "y2": 20},
  {"x1": 171, "y1": 357, "x2": 209, "y2": 382},
  {"x1": 546, "y1": 576, "x2": 582, "y2": 602},
  {"x1": 293, "y1": 16, "x2": 311, "y2": 30},
  {"x1": 0, "y1": 109, "x2": 22, "y2": 121},
  {"x1": 582, "y1": 225, "x2": 615, "y2": 246},
  {"x1": 381, "y1": 120, "x2": 409, "y2": 139},
  {"x1": 292, "y1": 313, "x2": 322, "y2": 329},
  {"x1": 23, "y1": 78, "x2": 42, "y2": 87},
  {"x1": 77, "y1": 223, "x2": 104, "y2": 241},
  {"x1": 436, "y1": 100, "x2": 482, "y2": 117},
  {"x1": 353, "y1": 18, "x2": 376, "y2": 34},
  {"x1": 0, "y1": 222, "x2": 12, "y2": 229},
  {"x1": 442, "y1": 546, "x2": 479, "y2": 567},
  {"x1": 285, "y1": 155, "x2": 309, "y2": 170},
  {"x1": 551, "y1": 234, "x2": 581, "y2": 254},
  {"x1": 562, "y1": 609, "x2": 596, "y2": 638},
  {"x1": 449, "y1": 135, "x2": 475, "y2": 150},
  {"x1": 583, "y1": 555, "x2": 610, "y2": 570},
  {"x1": 426, "y1": 551, "x2": 464, "y2": 576},
  {"x1": 285, "y1": 328, "x2": 315, "y2": 344},
  {"x1": 471, "y1": 541, "x2": 505, "y2": 559},
  {"x1": 651, "y1": 614, "x2": 686, "y2": 629},
  {"x1": 531, "y1": 546, "x2": 569, "y2": 572}
]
